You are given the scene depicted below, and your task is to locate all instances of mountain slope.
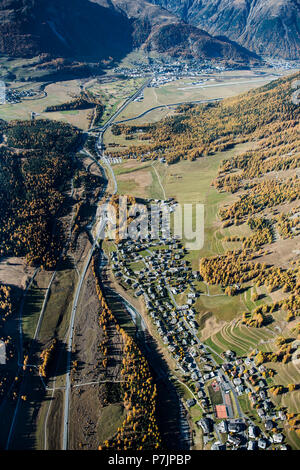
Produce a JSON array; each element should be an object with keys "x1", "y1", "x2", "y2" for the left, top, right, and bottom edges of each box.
[
  {"x1": 150, "y1": 0, "x2": 300, "y2": 59},
  {"x1": 143, "y1": 22, "x2": 258, "y2": 63},
  {"x1": 0, "y1": 0, "x2": 260, "y2": 65},
  {"x1": 0, "y1": 0, "x2": 133, "y2": 60}
]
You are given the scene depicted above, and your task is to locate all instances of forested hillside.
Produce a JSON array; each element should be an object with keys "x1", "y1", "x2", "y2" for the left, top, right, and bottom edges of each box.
[
  {"x1": 111, "y1": 73, "x2": 300, "y2": 164},
  {"x1": 111, "y1": 72, "x2": 300, "y2": 442},
  {"x1": 0, "y1": 120, "x2": 82, "y2": 268}
]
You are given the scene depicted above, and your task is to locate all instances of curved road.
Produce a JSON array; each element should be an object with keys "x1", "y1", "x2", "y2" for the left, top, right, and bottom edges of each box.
[{"x1": 113, "y1": 98, "x2": 221, "y2": 125}]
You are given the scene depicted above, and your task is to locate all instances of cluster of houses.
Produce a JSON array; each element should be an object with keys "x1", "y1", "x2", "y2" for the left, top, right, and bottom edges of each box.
[
  {"x1": 217, "y1": 351, "x2": 288, "y2": 449},
  {"x1": 199, "y1": 416, "x2": 287, "y2": 450},
  {"x1": 114, "y1": 59, "x2": 229, "y2": 82},
  {"x1": 109, "y1": 199, "x2": 289, "y2": 450},
  {"x1": 4, "y1": 87, "x2": 39, "y2": 104},
  {"x1": 101, "y1": 156, "x2": 123, "y2": 165},
  {"x1": 186, "y1": 350, "x2": 288, "y2": 451}
]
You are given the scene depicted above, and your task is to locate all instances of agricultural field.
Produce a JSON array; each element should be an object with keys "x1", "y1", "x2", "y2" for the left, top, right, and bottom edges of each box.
[
  {"x1": 103, "y1": 69, "x2": 293, "y2": 152},
  {"x1": 0, "y1": 79, "x2": 91, "y2": 128},
  {"x1": 0, "y1": 76, "x2": 145, "y2": 130},
  {"x1": 116, "y1": 70, "x2": 285, "y2": 123},
  {"x1": 87, "y1": 77, "x2": 145, "y2": 126},
  {"x1": 1, "y1": 51, "x2": 299, "y2": 451},
  {"x1": 105, "y1": 71, "x2": 300, "y2": 450},
  {"x1": 111, "y1": 141, "x2": 296, "y2": 333}
]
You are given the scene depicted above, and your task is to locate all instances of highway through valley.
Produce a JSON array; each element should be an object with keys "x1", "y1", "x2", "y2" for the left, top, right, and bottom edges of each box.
[{"x1": 61, "y1": 78, "x2": 150, "y2": 449}]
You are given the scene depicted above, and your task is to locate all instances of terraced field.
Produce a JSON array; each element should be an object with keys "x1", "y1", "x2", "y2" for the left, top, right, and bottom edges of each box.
[
  {"x1": 270, "y1": 360, "x2": 300, "y2": 449},
  {"x1": 206, "y1": 320, "x2": 276, "y2": 357}
]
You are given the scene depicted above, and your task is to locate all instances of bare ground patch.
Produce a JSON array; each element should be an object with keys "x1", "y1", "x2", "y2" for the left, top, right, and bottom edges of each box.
[
  {"x1": 200, "y1": 313, "x2": 226, "y2": 342},
  {"x1": 46, "y1": 390, "x2": 64, "y2": 450},
  {"x1": 118, "y1": 169, "x2": 152, "y2": 198},
  {"x1": 0, "y1": 257, "x2": 35, "y2": 289},
  {"x1": 69, "y1": 264, "x2": 124, "y2": 450},
  {"x1": 258, "y1": 235, "x2": 300, "y2": 269}
]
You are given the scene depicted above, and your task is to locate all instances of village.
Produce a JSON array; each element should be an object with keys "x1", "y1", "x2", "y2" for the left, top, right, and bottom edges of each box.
[
  {"x1": 114, "y1": 59, "x2": 228, "y2": 83},
  {"x1": 113, "y1": 57, "x2": 300, "y2": 87},
  {"x1": 107, "y1": 197, "x2": 290, "y2": 451},
  {"x1": 3, "y1": 87, "x2": 41, "y2": 104}
]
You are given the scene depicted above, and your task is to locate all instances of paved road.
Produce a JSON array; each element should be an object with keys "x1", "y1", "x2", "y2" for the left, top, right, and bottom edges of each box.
[
  {"x1": 166, "y1": 284, "x2": 244, "y2": 419},
  {"x1": 89, "y1": 78, "x2": 152, "y2": 132},
  {"x1": 113, "y1": 98, "x2": 221, "y2": 125},
  {"x1": 62, "y1": 78, "x2": 151, "y2": 449},
  {"x1": 5, "y1": 268, "x2": 39, "y2": 450},
  {"x1": 177, "y1": 77, "x2": 278, "y2": 91},
  {"x1": 62, "y1": 215, "x2": 107, "y2": 450},
  {"x1": 61, "y1": 85, "x2": 240, "y2": 449}
]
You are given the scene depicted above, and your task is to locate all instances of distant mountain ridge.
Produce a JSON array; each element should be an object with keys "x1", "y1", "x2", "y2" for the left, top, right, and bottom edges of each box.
[
  {"x1": 0, "y1": 0, "x2": 134, "y2": 60},
  {"x1": 150, "y1": 0, "x2": 300, "y2": 59},
  {"x1": 0, "y1": 0, "x2": 260, "y2": 65}
]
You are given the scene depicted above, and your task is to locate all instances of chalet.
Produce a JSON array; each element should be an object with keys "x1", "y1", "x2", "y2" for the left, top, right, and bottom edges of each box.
[
  {"x1": 211, "y1": 441, "x2": 224, "y2": 451},
  {"x1": 227, "y1": 435, "x2": 241, "y2": 446},
  {"x1": 219, "y1": 420, "x2": 228, "y2": 434},
  {"x1": 224, "y1": 350, "x2": 235, "y2": 360},
  {"x1": 258, "y1": 379, "x2": 266, "y2": 388},
  {"x1": 244, "y1": 357, "x2": 254, "y2": 367},
  {"x1": 273, "y1": 433, "x2": 284, "y2": 444},
  {"x1": 258, "y1": 438, "x2": 267, "y2": 450},
  {"x1": 197, "y1": 418, "x2": 213, "y2": 434},
  {"x1": 201, "y1": 398, "x2": 210, "y2": 408},
  {"x1": 188, "y1": 292, "x2": 197, "y2": 299},
  {"x1": 248, "y1": 425, "x2": 257, "y2": 439},
  {"x1": 259, "y1": 390, "x2": 267, "y2": 400},
  {"x1": 264, "y1": 400, "x2": 272, "y2": 411},
  {"x1": 247, "y1": 441, "x2": 257, "y2": 451},
  {"x1": 186, "y1": 399, "x2": 196, "y2": 408},
  {"x1": 235, "y1": 359, "x2": 243, "y2": 366},
  {"x1": 233, "y1": 378, "x2": 242, "y2": 386},
  {"x1": 222, "y1": 363, "x2": 231, "y2": 373},
  {"x1": 228, "y1": 422, "x2": 241, "y2": 434},
  {"x1": 265, "y1": 420, "x2": 274, "y2": 431}
]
